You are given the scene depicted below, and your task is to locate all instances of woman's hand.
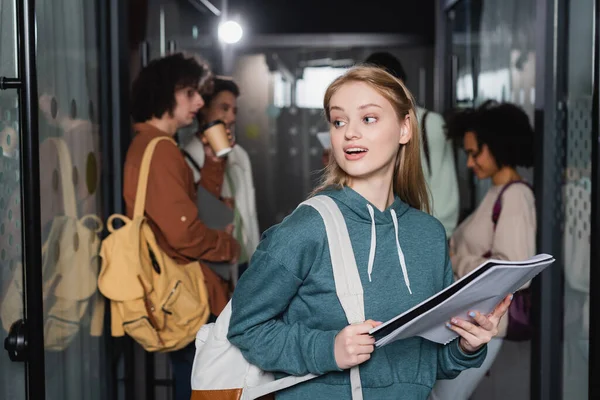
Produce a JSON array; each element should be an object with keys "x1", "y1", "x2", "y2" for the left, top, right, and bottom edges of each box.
[
  {"x1": 334, "y1": 319, "x2": 382, "y2": 369},
  {"x1": 447, "y1": 294, "x2": 513, "y2": 353}
]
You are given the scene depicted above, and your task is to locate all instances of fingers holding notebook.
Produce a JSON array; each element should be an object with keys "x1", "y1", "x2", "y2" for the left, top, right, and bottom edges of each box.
[{"x1": 446, "y1": 294, "x2": 513, "y2": 353}]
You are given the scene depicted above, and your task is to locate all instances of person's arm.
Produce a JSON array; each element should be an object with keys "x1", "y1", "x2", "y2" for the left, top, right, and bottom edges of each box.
[
  {"x1": 227, "y1": 206, "x2": 342, "y2": 376},
  {"x1": 491, "y1": 186, "x2": 537, "y2": 261},
  {"x1": 182, "y1": 136, "x2": 227, "y2": 197},
  {"x1": 424, "y1": 112, "x2": 459, "y2": 238},
  {"x1": 451, "y1": 248, "x2": 486, "y2": 281},
  {"x1": 238, "y1": 147, "x2": 261, "y2": 253},
  {"x1": 199, "y1": 155, "x2": 226, "y2": 198},
  {"x1": 437, "y1": 254, "x2": 488, "y2": 379},
  {"x1": 145, "y1": 141, "x2": 238, "y2": 262},
  {"x1": 452, "y1": 186, "x2": 536, "y2": 279}
]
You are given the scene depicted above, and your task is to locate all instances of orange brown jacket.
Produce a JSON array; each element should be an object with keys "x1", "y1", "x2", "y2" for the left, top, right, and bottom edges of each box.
[{"x1": 123, "y1": 123, "x2": 236, "y2": 315}]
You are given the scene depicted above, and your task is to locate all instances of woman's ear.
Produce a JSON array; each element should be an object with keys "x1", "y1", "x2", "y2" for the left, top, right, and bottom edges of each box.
[{"x1": 399, "y1": 114, "x2": 412, "y2": 145}]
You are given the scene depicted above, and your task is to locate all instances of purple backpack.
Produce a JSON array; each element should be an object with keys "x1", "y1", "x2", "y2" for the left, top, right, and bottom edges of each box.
[{"x1": 485, "y1": 181, "x2": 534, "y2": 341}]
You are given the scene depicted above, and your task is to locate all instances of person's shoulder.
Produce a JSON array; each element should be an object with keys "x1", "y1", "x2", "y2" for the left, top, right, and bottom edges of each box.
[
  {"x1": 257, "y1": 201, "x2": 327, "y2": 276},
  {"x1": 263, "y1": 202, "x2": 326, "y2": 245},
  {"x1": 125, "y1": 132, "x2": 148, "y2": 163},
  {"x1": 232, "y1": 144, "x2": 249, "y2": 157},
  {"x1": 419, "y1": 107, "x2": 445, "y2": 130},
  {"x1": 128, "y1": 134, "x2": 184, "y2": 174},
  {"x1": 502, "y1": 182, "x2": 535, "y2": 206},
  {"x1": 128, "y1": 129, "x2": 150, "y2": 148},
  {"x1": 229, "y1": 145, "x2": 251, "y2": 166},
  {"x1": 148, "y1": 137, "x2": 183, "y2": 163}
]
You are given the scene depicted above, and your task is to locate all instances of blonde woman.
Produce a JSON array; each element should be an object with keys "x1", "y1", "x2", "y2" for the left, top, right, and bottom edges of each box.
[{"x1": 227, "y1": 67, "x2": 511, "y2": 399}]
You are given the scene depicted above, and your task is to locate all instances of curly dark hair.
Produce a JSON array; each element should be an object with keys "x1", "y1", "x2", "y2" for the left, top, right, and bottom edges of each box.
[
  {"x1": 446, "y1": 101, "x2": 535, "y2": 168},
  {"x1": 131, "y1": 53, "x2": 210, "y2": 123},
  {"x1": 203, "y1": 77, "x2": 240, "y2": 105}
]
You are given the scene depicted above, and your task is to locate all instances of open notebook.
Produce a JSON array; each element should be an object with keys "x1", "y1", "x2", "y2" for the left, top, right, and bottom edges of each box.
[{"x1": 370, "y1": 254, "x2": 555, "y2": 347}]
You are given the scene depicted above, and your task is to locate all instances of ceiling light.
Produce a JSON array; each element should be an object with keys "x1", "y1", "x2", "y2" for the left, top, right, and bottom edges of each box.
[{"x1": 218, "y1": 20, "x2": 243, "y2": 44}]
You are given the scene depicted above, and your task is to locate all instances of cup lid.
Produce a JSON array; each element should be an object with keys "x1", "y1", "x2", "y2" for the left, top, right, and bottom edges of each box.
[{"x1": 202, "y1": 119, "x2": 225, "y2": 132}]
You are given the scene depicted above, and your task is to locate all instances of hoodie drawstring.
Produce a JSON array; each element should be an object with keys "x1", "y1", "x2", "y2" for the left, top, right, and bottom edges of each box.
[
  {"x1": 366, "y1": 204, "x2": 376, "y2": 282},
  {"x1": 364, "y1": 204, "x2": 412, "y2": 294},
  {"x1": 390, "y1": 209, "x2": 412, "y2": 294}
]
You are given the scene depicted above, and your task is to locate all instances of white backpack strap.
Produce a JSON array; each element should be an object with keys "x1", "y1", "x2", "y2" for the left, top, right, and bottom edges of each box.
[
  {"x1": 301, "y1": 196, "x2": 365, "y2": 323},
  {"x1": 246, "y1": 195, "x2": 365, "y2": 400},
  {"x1": 301, "y1": 195, "x2": 365, "y2": 400},
  {"x1": 244, "y1": 373, "x2": 318, "y2": 400}
]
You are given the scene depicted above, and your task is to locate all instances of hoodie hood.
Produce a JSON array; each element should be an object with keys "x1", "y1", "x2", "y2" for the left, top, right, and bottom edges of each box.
[
  {"x1": 320, "y1": 186, "x2": 410, "y2": 224},
  {"x1": 318, "y1": 186, "x2": 413, "y2": 293}
]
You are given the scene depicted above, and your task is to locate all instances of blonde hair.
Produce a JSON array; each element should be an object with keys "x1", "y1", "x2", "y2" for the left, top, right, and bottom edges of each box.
[{"x1": 314, "y1": 66, "x2": 430, "y2": 213}]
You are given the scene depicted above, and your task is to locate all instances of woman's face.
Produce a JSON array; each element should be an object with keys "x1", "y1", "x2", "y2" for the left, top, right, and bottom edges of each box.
[
  {"x1": 328, "y1": 81, "x2": 410, "y2": 182},
  {"x1": 463, "y1": 131, "x2": 499, "y2": 180}
]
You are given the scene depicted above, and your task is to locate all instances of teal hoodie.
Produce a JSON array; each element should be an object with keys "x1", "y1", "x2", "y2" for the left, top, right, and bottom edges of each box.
[{"x1": 228, "y1": 187, "x2": 487, "y2": 399}]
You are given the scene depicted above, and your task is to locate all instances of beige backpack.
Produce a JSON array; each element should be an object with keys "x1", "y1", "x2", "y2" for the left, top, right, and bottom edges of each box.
[
  {"x1": 98, "y1": 136, "x2": 210, "y2": 352},
  {"x1": 0, "y1": 137, "x2": 104, "y2": 351}
]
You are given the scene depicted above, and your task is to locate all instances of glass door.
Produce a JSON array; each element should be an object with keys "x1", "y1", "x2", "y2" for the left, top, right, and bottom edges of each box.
[
  {"x1": 1, "y1": 0, "x2": 108, "y2": 399},
  {"x1": 445, "y1": 0, "x2": 479, "y2": 220},
  {"x1": 561, "y1": 0, "x2": 594, "y2": 398},
  {"x1": 37, "y1": 0, "x2": 107, "y2": 395},
  {"x1": 1, "y1": 0, "x2": 46, "y2": 398}
]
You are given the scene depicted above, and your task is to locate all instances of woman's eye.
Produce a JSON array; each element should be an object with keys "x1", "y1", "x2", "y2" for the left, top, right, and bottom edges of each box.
[
  {"x1": 364, "y1": 116, "x2": 377, "y2": 124},
  {"x1": 333, "y1": 120, "x2": 346, "y2": 128}
]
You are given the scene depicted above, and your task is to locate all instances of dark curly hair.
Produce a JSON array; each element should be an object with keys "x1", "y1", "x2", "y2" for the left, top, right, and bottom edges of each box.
[
  {"x1": 446, "y1": 101, "x2": 535, "y2": 168},
  {"x1": 203, "y1": 77, "x2": 240, "y2": 105},
  {"x1": 131, "y1": 53, "x2": 210, "y2": 123}
]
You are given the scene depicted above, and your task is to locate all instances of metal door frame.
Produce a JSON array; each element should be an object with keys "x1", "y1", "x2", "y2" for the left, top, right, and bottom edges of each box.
[
  {"x1": 531, "y1": 0, "x2": 568, "y2": 398},
  {"x1": 99, "y1": 0, "x2": 135, "y2": 398}
]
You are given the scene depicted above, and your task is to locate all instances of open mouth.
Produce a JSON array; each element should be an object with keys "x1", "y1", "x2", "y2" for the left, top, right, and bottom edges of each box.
[
  {"x1": 345, "y1": 147, "x2": 368, "y2": 155},
  {"x1": 344, "y1": 147, "x2": 368, "y2": 160}
]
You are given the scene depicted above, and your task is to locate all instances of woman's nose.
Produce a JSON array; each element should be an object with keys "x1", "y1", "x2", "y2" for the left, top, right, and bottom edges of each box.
[
  {"x1": 344, "y1": 121, "x2": 361, "y2": 140},
  {"x1": 466, "y1": 155, "x2": 475, "y2": 169}
]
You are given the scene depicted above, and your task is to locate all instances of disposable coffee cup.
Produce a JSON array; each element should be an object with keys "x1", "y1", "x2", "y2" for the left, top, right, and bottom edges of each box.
[{"x1": 202, "y1": 120, "x2": 232, "y2": 157}]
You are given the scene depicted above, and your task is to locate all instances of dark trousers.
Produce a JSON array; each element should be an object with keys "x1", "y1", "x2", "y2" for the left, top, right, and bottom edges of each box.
[
  {"x1": 169, "y1": 341, "x2": 196, "y2": 400},
  {"x1": 238, "y1": 262, "x2": 249, "y2": 278}
]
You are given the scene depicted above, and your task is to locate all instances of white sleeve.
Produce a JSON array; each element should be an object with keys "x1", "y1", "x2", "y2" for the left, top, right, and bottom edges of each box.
[
  {"x1": 423, "y1": 111, "x2": 459, "y2": 238},
  {"x1": 239, "y1": 147, "x2": 261, "y2": 253},
  {"x1": 182, "y1": 136, "x2": 206, "y2": 184}
]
